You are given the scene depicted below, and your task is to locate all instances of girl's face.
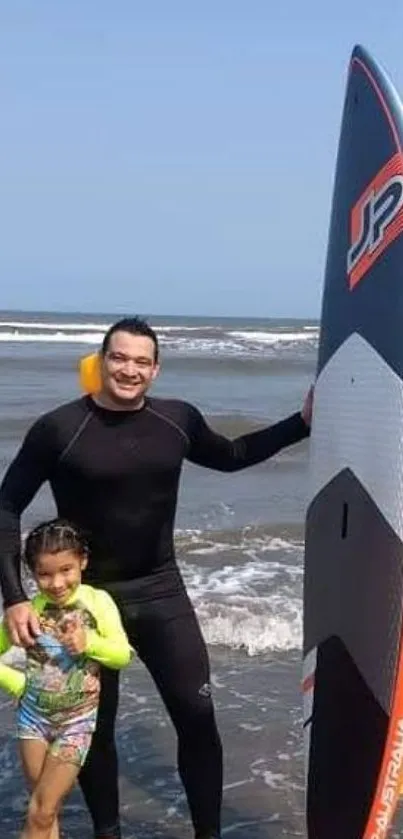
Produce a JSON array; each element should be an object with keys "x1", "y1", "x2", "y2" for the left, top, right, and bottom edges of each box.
[{"x1": 33, "y1": 549, "x2": 87, "y2": 604}]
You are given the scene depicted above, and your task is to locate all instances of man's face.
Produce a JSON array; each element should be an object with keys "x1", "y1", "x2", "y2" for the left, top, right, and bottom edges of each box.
[{"x1": 100, "y1": 330, "x2": 159, "y2": 407}]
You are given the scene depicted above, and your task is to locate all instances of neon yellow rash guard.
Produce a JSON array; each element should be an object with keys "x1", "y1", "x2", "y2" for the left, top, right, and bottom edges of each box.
[{"x1": 0, "y1": 584, "x2": 133, "y2": 701}]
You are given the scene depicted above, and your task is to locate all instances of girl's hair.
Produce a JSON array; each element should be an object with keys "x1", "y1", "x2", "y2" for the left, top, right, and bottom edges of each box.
[{"x1": 24, "y1": 518, "x2": 89, "y2": 572}]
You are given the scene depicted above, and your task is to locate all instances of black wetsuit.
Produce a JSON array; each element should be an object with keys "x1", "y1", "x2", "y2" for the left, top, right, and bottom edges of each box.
[{"x1": 0, "y1": 396, "x2": 309, "y2": 838}]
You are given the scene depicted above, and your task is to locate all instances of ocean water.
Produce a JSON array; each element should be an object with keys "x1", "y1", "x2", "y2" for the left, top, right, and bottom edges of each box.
[
  {"x1": 0, "y1": 311, "x2": 315, "y2": 657},
  {"x1": 0, "y1": 309, "x2": 381, "y2": 838}
]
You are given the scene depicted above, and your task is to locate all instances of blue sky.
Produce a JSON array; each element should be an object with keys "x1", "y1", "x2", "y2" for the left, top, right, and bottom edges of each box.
[{"x1": 1, "y1": 1, "x2": 402, "y2": 318}]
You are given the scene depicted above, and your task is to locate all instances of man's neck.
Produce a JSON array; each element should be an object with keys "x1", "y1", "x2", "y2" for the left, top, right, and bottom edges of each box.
[{"x1": 92, "y1": 392, "x2": 146, "y2": 412}]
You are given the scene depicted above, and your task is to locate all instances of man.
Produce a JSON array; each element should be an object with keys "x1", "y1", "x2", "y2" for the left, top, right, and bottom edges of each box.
[{"x1": 0, "y1": 317, "x2": 313, "y2": 839}]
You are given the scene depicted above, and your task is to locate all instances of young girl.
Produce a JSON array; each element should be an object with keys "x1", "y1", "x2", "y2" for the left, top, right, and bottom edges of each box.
[{"x1": 0, "y1": 518, "x2": 133, "y2": 839}]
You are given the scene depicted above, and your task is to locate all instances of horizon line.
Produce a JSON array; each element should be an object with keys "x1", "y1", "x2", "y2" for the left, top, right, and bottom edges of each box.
[{"x1": 0, "y1": 306, "x2": 320, "y2": 321}]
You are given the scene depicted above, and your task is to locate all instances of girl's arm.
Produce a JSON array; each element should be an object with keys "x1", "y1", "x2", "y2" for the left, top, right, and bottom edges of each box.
[
  {"x1": 84, "y1": 590, "x2": 133, "y2": 670},
  {"x1": 0, "y1": 622, "x2": 26, "y2": 697}
]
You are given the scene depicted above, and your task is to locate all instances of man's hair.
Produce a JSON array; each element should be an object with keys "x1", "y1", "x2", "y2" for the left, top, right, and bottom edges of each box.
[{"x1": 101, "y1": 317, "x2": 159, "y2": 363}]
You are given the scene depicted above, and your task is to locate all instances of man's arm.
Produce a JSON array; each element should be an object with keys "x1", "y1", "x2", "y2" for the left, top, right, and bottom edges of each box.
[
  {"x1": 0, "y1": 417, "x2": 56, "y2": 643},
  {"x1": 186, "y1": 389, "x2": 312, "y2": 472}
]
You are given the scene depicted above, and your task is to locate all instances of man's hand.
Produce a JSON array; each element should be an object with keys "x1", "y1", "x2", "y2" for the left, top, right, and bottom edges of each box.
[
  {"x1": 5, "y1": 602, "x2": 40, "y2": 647},
  {"x1": 301, "y1": 384, "x2": 314, "y2": 427}
]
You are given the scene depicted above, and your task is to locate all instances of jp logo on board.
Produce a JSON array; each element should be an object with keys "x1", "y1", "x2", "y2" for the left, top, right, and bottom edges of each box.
[{"x1": 347, "y1": 152, "x2": 403, "y2": 290}]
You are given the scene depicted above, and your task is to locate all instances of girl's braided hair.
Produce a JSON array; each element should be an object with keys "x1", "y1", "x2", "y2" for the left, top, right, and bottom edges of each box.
[{"x1": 24, "y1": 518, "x2": 89, "y2": 572}]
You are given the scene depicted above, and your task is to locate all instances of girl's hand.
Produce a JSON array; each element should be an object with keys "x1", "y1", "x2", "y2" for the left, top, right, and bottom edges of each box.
[{"x1": 62, "y1": 625, "x2": 87, "y2": 655}]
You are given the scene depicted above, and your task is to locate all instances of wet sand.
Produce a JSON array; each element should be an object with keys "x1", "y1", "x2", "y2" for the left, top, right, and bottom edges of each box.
[{"x1": 2, "y1": 649, "x2": 403, "y2": 839}]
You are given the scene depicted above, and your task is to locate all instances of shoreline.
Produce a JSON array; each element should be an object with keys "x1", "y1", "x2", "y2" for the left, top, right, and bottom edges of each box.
[
  {"x1": 2, "y1": 645, "x2": 403, "y2": 838},
  {"x1": 0, "y1": 647, "x2": 307, "y2": 839}
]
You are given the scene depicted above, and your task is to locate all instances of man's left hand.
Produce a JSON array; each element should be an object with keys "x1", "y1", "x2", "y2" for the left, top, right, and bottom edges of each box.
[{"x1": 301, "y1": 384, "x2": 314, "y2": 427}]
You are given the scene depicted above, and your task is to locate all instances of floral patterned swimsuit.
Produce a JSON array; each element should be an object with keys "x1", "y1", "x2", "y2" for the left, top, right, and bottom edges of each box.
[{"x1": 0, "y1": 585, "x2": 132, "y2": 766}]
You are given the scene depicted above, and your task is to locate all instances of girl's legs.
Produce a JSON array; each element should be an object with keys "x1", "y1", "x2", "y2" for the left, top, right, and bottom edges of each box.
[
  {"x1": 19, "y1": 743, "x2": 80, "y2": 839},
  {"x1": 19, "y1": 740, "x2": 60, "y2": 839}
]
